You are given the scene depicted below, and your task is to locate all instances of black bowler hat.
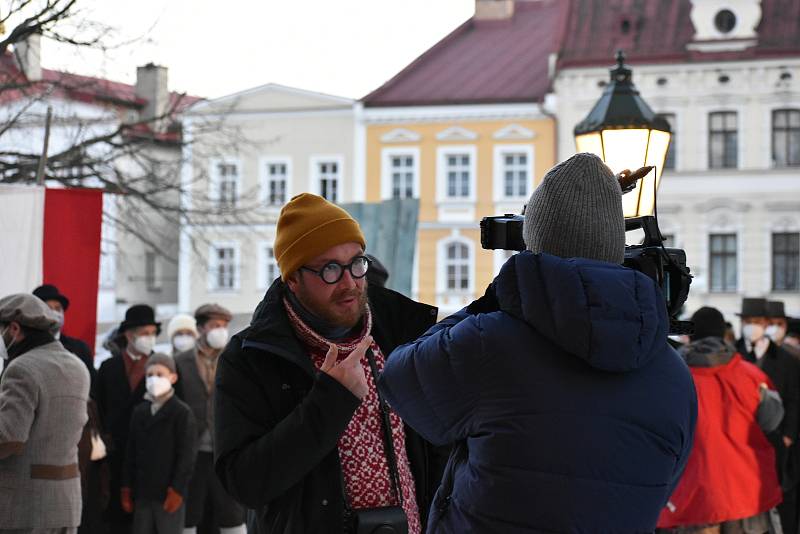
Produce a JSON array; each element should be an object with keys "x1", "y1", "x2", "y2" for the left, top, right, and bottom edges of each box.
[
  {"x1": 32, "y1": 284, "x2": 69, "y2": 311},
  {"x1": 119, "y1": 304, "x2": 161, "y2": 334},
  {"x1": 767, "y1": 300, "x2": 788, "y2": 319},
  {"x1": 737, "y1": 297, "x2": 768, "y2": 318},
  {"x1": 690, "y1": 306, "x2": 726, "y2": 341}
]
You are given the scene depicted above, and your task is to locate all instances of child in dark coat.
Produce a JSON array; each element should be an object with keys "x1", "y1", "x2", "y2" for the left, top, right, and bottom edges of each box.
[{"x1": 122, "y1": 353, "x2": 197, "y2": 534}]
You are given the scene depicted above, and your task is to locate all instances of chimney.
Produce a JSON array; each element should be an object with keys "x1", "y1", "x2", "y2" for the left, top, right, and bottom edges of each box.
[
  {"x1": 135, "y1": 63, "x2": 169, "y2": 133},
  {"x1": 15, "y1": 33, "x2": 42, "y2": 82},
  {"x1": 475, "y1": 0, "x2": 515, "y2": 20}
]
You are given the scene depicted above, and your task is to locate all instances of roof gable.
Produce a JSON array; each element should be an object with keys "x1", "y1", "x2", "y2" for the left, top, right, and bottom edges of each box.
[
  {"x1": 190, "y1": 83, "x2": 353, "y2": 114},
  {"x1": 363, "y1": 0, "x2": 569, "y2": 107},
  {"x1": 557, "y1": 0, "x2": 800, "y2": 68}
]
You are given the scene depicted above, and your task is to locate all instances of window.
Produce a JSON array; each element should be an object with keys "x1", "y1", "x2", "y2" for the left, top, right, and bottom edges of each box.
[
  {"x1": 316, "y1": 160, "x2": 341, "y2": 202},
  {"x1": 390, "y1": 155, "x2": 415, "y2": 199},
  {"x1": 714, "y1": 9, "x2": 736, "y2": 33},
  {"x1": 709, "y1": 112, "x2": 738, "y2": 169},
  {"x1": 265, "y1": 162, "x2": 287, "y2": 205},
  {"x1": 503, "y1": 152, "x2": 528, "y2": 197},
  {"x1": 145, "y1": 252, "x2": 161, "y2": 292},
  {"x1": 210, "y1": 244, "x2": 238, "y2": 291},
  {"x1": 214, "y1": 161, "x2": 240, "y2": 208},
  {"x1": 445, "y1": 153, "x2": 471, "y2": 198},
  {"x1": 658, "y1": 113, "x2": 677, "y2": 170},
  {"x1": 709, "y1": 233, "x2": 737, "y2": 292},
  {"x1": 773, "y1": 232, "x2": 800, "y2": 291},
  {"x1": 264, "y1": 246, "x2": 279, "y2": 287},
  {"x1": 772, "y1": 109, "x2": 800, "y2": 167},
  {"x1": 445, "y1": 242, "x2": 470, "y2": 291}
]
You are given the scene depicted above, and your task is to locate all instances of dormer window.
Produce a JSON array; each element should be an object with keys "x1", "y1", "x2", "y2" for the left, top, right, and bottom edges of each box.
[{"x1": 688, "y1": 0, "x2": 761, "y2": 52}]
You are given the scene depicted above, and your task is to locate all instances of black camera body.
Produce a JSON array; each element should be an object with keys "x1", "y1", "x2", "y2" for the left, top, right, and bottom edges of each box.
[{"x1": 480, "y1": 213, "x2": 693, "y2": 334}]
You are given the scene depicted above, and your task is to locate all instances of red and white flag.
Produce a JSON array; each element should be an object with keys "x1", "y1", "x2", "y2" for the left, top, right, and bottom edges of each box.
[{"x1": 0, "y1": 184, "x2": 103, "y2": 350}]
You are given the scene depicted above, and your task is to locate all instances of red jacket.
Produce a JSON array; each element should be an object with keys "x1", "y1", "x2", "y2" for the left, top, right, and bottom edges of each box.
[{"x1": 658, "y1": 353, "x2": 782, "y2": 527}]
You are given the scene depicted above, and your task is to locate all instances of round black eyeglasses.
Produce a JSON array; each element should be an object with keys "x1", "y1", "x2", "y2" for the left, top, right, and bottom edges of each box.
[{"x1": 300, "y1": 255, "x2": 371, "y2": 285}]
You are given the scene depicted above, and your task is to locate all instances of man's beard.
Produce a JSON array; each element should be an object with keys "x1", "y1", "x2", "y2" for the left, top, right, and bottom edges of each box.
[{"x1": 294, "y1": 282, "x2": 368, "y2": 329}]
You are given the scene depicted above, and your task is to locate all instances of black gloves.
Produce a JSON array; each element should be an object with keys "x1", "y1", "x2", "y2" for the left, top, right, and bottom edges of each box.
[{"x1": 466, "y1": 283, "x2": 500, "y2": 315}]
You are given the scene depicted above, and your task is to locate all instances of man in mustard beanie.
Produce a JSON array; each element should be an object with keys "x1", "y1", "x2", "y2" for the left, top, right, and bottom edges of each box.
[{"x1": 214, "y1": 193, "x2": 447, "y2": 534}]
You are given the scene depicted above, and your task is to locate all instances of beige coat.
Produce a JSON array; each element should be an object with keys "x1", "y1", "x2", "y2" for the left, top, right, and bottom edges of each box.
[{"x1": 0, "y1": 341, "x2": 90, "y2": 529}]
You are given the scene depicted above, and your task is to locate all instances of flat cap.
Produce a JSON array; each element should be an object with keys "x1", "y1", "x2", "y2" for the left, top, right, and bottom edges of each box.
[
  {"x1": 0, "y1": 293, "x2": 60, "y2": 331},
  {"x1": 194, "y1": 303, "x2": 233, "y2": 324}
]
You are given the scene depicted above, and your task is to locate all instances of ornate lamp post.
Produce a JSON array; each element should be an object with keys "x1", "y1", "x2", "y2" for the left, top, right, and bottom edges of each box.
[{"x1": 574, "y1": 51, "x2": 672, "y2": 217}]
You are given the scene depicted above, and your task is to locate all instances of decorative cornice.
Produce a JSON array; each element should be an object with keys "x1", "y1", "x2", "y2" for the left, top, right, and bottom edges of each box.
[
  {"x1": 436, "y1": 126, "x2": 479, "y2": 141},
  {"x1": 493, "y1": 124, "x2": 536, "y2": 140},
  {"x1": 380, "y1": 128, "x2": 421, "y2": 143}
]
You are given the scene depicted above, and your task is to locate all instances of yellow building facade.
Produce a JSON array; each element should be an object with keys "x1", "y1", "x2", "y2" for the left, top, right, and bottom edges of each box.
[{"x1": 363, "y1": 106, "x2": 556, "y2": 313}]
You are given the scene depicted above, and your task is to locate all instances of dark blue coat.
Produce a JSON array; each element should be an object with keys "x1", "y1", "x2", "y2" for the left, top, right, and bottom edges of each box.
[{"x1": 378, "y1": 252, "x2": 697, "y2": 534}]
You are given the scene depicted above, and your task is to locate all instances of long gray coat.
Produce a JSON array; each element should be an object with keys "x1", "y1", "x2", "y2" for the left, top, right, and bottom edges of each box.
[{"x1": 0, "y1": 341, "x2": 90, "y2": 529}]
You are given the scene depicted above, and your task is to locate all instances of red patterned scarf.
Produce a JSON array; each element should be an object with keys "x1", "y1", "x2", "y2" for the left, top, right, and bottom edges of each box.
[{"x1": 284, "y1": 298, "x2": 421, "y2": 534}]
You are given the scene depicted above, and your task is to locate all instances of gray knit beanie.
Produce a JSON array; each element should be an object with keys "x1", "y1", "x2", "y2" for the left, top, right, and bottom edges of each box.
[
  {"x1": 523, "y1": 153, "x2": 625, "y2": 264},
  {"x1": 146, "y1": 352, "x2": 176, "y2": 374}
]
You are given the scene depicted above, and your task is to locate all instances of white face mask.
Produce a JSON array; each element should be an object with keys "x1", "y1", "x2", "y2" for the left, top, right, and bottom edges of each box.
[
  {"x1": 53, "y1": 309, "x2": 65, "y2": 329},
  {"x1": 765, "y1": 325, "x2": 786, "y2": 344},
  {"x1": 743, "y1": 323, "x2": 765, "y2": 343},
  {"x1": 206, "y1": 327, "x2": 229, "y2": 350},
  {"x1": 146, "y1": 375, "x2": 172, "y2": 398},
  {"x1": 172, "y1": 334, "x2": 196, "y2": 353},
  {"x1": 0, "y1": 326, "x2": 10, "y2": 361},
  {"x1": 133, "y1": 335, "x2": 157, "y2": 355}
]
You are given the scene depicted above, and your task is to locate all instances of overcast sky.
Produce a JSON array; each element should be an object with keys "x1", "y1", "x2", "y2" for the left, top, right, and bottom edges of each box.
[{"x1": 38, "y1": 0, "x2": 475, "y2": 100}]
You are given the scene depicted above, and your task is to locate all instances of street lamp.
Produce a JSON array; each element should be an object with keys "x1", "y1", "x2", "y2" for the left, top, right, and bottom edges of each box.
[{"x1": 574, "y1": 51, "x2": 672, "y2": 218}]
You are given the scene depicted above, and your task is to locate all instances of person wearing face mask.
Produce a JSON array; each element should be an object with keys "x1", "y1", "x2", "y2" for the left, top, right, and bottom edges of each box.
[
  {"x1": 166, "y1": 314, "x2": 198, "y2": 356},
  {"x1": 32, "y1": 284, "x2": 96, "y2": 387},
  {"x1": 33, "y1": 284, "x2": 107, "y2": 534},
  {"x1": 767, "y1": 301, "x2": 799, "y2": 357},
  {"x1": 0, "y1": 293, "x2": 90, "y2": 533},
  {"x1": 122, "y1": 354, "x2": 197, "y2": 534},
  {"x1": 173, "y1": 304, "x2": 245, "y2": 534},
  {"x1": 96, "y1": 304, "x2": 162, "y2": 534},
  {"x1": 737, "y1": 297, "x2": 800, "y2": 534}
]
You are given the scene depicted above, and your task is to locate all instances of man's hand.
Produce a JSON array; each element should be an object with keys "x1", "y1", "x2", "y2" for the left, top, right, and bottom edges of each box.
[
  {"x1": 120, "y1": 487, "x2": 133, "y2": 514},
  {"x1": 162, "y1": 487, "x2": 183, "y2": 513},
  {"x1": 784, "y1": 436, "x2": 794, "y2": 448},
  {"x1": 320, "y1": 336, "x2": 372, "y2": 400}
]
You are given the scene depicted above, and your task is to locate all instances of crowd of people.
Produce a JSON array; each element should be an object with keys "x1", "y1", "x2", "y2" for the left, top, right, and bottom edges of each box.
[{"x1": 1, "y1": 152, "x2": 799, "y2": 533}]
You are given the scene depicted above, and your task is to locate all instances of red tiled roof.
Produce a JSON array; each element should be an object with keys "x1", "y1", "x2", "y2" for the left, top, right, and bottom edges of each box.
[
  {"x1": 0, "y1": 52, "x2": 202, "y2": 112},
  {"x1": 558, "y1": 0, "x2": 800, "y2": 68},
  {"x1": 363, "y1": 0, "x2": 569, "y2": 107}
]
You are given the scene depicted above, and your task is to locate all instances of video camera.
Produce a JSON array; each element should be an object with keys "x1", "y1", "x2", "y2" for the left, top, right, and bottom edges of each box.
[{"x1": 480, "y1": 170, "x2": 693, "y2": 335}]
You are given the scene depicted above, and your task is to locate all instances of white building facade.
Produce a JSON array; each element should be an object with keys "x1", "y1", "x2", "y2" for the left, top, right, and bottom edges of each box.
[
  {"x1": 552, "y1": 0, "x2": 800, "y2": 322},
  {"x1": 179, "y1": 84, "x2": 360, "y2": 324}
]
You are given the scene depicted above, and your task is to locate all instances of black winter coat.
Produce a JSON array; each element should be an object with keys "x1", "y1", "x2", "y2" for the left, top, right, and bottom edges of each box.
[
  {"x1": 95, "y1": 351, "x2": 148, "y2": 522},
  {"x1": 214, "y1": 280, "x2": 447, "y2": 534},
  {"x1": 123, "y1": 394, "x2": 197, "y2": 501},
  {"x1": 60, "y1": 333, "x2": 96, "y2": 389}
]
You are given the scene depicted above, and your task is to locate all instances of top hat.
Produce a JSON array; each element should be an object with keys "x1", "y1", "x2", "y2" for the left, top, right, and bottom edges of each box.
[
  {"x1": 32, "y1": 284, "x2": 69, "y2": 311},
  {"x1": 737, "y1": 297, "x2": 768, "y2": 318},
  {"x1": 766, "y1": 300, "x2": 788, "y2": 319},
  {"x1": 119, "y1": 304, "x2": 161, "y2": 334}
]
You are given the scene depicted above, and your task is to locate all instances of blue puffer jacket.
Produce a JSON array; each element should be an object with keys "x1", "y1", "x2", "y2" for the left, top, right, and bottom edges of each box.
[{"x1": 378, "y1": 252, "x2": 697, "y2": 534}]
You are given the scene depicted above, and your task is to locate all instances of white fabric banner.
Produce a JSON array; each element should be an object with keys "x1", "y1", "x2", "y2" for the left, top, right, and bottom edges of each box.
[{"x1": 0, "y1": 184, "x2": 44, "y2": 297}]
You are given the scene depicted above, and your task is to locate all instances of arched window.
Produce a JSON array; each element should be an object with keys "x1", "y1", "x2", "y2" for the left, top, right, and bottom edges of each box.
[{"x1": 445, "y1": 241, "x2": 470, "y2": 291}]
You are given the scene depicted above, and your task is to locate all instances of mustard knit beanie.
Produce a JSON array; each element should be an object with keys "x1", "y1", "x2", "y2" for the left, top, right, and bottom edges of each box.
[{"x1": 274, "y1": 193, "x2": 366, "y2": 280}]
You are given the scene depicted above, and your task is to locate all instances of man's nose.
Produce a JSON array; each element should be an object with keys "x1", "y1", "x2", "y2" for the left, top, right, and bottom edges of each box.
[{"x1": 338, "y1": 268, "x2": 357, "y2": 289}]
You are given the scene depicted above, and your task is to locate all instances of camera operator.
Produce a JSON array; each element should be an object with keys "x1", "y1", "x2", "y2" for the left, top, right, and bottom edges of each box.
[{"x1": 378, "y1": 152, "x2": 697, "y2": 533}]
